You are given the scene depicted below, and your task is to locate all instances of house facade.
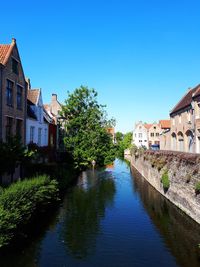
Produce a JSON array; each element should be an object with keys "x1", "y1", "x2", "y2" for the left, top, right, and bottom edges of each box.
[
  {"x1": 0, "y1": 38, "x2": 27, "y2": 143},
  {"x1": 148, "y1": 123, "x2": 161, "y2": 148},
  {"x1": 133, "y1": 121, "x2": 149, "y2": 148},
  {"x1": 26, "y1": 85, "x2": 48, "y2": 146},
  {"x1": 159, "y1": 120, "x2": 171, "y2": 150},
  {"x1": 170, "y1": 86, "x2": 198, "y2": 153},
  {"x1": 44, "y1": 94, "x2": 65, "y2": 150}
]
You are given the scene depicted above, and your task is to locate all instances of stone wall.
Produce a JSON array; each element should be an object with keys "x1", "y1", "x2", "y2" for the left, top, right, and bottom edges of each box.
[{"x1": 131, "y1": 150, "x2": 200, "y2": 224}]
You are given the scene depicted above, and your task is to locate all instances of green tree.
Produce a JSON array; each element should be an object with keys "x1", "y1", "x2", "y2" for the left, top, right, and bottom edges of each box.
[
  {"x1": 0, "y1": 137, "x2": 35, "y2": 183},
  {"x1": 115, "y1": 131, "x2": 123, "y2": 144},
  {"x1": 116, "y1": 132, "x2": 133, "y2": 158},
  {"x1": 60, "y1": 86, "x2": 115, "y2": 169}
]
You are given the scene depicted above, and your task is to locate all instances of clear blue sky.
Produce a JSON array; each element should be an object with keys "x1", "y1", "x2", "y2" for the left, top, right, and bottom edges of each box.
[{"x1": 1, "y1": 0, "x2": 200, "y2": 133}]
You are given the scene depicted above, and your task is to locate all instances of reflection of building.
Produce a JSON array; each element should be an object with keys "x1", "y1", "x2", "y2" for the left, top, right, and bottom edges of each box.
[
  {"x1": 170, "y1": 85, "x2": 200, "y2": 153},
  {"x1": 0, "y1": 38, "x2": 27, "y2": 143}
]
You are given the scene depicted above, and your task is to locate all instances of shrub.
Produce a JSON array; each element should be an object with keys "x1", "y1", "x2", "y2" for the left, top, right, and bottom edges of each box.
[
  {"x1": 0, "y1": 175, "x2": 59, "y2": 248},
  {"x1": 195, "y1": 182, "x2": 200, "y2": 195},
  {"x1": 161, "y1": 170, "x2": 170, "y2": 192}
]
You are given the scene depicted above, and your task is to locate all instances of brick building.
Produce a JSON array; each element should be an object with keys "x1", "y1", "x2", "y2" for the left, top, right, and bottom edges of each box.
[{"x1": 0, "y1": 38, "x2": 27, "y2": 143}]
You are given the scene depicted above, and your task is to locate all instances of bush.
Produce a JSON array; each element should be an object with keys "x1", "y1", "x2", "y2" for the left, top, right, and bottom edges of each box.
[
  {"x1": 195, "y1": 182, "x2": 200, "y2": 195},
  {"x1": 0, "y1": 175, "x2": 59, "y2": 248},
  {"x1": 161, "y1": 170, "x2": 170, "y2": 191}
]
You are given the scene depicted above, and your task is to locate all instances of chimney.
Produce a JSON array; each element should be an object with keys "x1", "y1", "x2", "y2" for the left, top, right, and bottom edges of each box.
[
  {"x1": 26, "y1": 78, "x2": 31, "y2": 90},
  {"x1": 12, "y1": 38, "x2": 16, "y2": 44},
  {"x1": 52, "y1": 94, "x2": 57, "y2": 102}
]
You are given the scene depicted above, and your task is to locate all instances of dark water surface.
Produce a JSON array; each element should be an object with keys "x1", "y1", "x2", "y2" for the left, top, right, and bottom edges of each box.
[{"x1": 1, "y1": 159, "x2": 200, "y2": 267}]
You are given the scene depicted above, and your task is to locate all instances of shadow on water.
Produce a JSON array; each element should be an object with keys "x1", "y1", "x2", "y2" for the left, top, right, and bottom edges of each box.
[
  {"x1": 59, "y1": 169, "x2": 116, "y2": 259},
  {"x1": 0, "y1": 205, "x2": 61, "y2": 267},
  {"x1": 131, "y1": 166, "x2": 200, "y2": 267}
]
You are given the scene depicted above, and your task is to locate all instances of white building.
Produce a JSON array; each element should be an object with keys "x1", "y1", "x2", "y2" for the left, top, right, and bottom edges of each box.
[
  {"x1": 26, "y1": 87, "x2": 48, "y2": 146},
  {"x1": 133, "y1": 121, "x2": 149, "y2": 149}
]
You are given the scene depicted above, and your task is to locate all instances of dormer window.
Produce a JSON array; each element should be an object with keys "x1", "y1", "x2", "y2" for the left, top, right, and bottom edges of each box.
[{"x1": 12, "y1": 58, "x2": 19, "y2": 75}]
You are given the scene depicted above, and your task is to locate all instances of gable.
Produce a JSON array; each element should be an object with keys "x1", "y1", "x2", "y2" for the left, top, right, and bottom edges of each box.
[{"x1": 0, "y1": 39, "x2": 26, "y2": 83}]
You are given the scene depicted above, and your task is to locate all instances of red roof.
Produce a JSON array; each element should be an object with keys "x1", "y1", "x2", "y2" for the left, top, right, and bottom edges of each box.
[
  {"x1": 27, "y1": 89, "x2": 40, "y2": 105},
  {"x1": 170, "y1": 85, "x2": 200, "y2": 115},
  {"x1": 144, "y1": 124, "x2": 152, "y2": 129},
  {"x1": 0, "y1": 39, "x2": 16, "y2": 65},
  {"x1": 159, "y1": 120, "x2": 170, "y2": 129}
]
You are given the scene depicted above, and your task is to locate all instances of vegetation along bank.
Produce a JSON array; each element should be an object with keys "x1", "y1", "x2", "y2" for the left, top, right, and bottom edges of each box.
[{"x1": 131, "y1": 149, "x2": 200, "y2": 224}]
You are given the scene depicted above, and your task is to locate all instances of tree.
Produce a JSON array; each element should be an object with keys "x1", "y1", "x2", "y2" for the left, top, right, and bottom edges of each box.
[
  {"x1": 116, "y1": 132, "x2": 133, "y2": 158},
  {"x1": 60, "y1": 86, "x2": 116, "y2": 169},
  {"x1": 0, "y1": 137, "x2": 34, "y2": 182}
]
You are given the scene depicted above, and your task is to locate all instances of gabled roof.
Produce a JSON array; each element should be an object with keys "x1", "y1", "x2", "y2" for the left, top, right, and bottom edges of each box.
[
  {"x1": 193, "y1": 85, "x2": 200, "y2": 98},
  {"x1": 159, "y1": 120, "x2": 171, "y2": 129},
  {"x1": 0, "y1": 38, "x2": 16, "y2": 65},
  {"x1": 27, "y1": 89, "x2": 40, "y2": 105},
  {"x1": 144, "y1": 124, "x2": 152, "y2": 130},
  {"x1": 170, "y1": 85, "x2": 200, "y2": 115}
]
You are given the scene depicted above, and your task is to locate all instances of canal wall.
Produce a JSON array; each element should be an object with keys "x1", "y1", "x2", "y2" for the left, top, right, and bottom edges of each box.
[{"x1": 130, "y1": 150, "x2": 200, "y2": 224}]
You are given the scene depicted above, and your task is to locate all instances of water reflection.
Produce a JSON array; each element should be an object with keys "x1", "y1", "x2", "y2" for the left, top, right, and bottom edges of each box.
[
  {"x1": 60, "y1": 169, "x2": 116, "y2": 259},
  {"x1": 131, "y1": 166, "x2": 200, "y2": 267}
]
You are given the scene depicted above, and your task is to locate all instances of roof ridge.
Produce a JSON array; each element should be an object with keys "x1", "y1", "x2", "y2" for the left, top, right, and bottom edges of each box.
[{"x1": 170, "y1": 87, "x2": 197, "y2": 115}]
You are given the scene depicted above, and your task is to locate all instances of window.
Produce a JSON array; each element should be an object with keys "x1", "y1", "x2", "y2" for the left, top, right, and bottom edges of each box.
[
  {"x1": 30, "y1": 126, "x2": 35, "y2": 143},
  {"x1": 6, "y1": 117, "x2": 13, "y2": 140},
  {"x1": 150, "y1": 133, "x2": 154, "y2": 137},
  {"x1": 6, "y1": 80, "x2": 13, "y2": 106},
  {"x1": 154, "y1": 126, "x2": 156, "y2": 130},
  {"x1": 17, "y1": 85, "x2": 23, "y2": 109},
  {"x1": 16, "y1": 119, "x2": 22, "y2": 139},
  {"x1": 12, "y1": 58, "x2": 19, "y2": 75},
  {"x1": 38, "y1": 128, "x2": 42, "y2": 146},
  {"x1": 139, "y1": 133, "x2": 142, "y2": 138},
  {"x1": 156, "y1": 133, "x2": 159, "y2": 137}
]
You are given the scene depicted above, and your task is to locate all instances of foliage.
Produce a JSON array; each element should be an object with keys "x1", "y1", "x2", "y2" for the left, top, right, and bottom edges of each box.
[
  {"x1": 0, "y1": 175, "x2": 59, "y2": 248},
  {"x1": 116, "y1": 132, "x2": 133, "y2": 158},
  {"x1": 24, "y1": 162, "x2": 79, "y2": 191},
  {"x1": 161, "y1": 170, "x2": 170, "y2": 191},
  {"x1": 60, "y1": 86, "x2": 116, "y2": 169},
  {"x1": 0, "y1": 137, "x2": 34, "y2": 179},
  {"x1": 195, "y1": 182, "x2": 200, "y2": 195}
]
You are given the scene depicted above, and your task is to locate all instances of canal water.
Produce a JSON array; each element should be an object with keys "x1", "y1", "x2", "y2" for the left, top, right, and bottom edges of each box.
[{"x1": 1, "y1": 159, "x2": 200, "y2": 267}]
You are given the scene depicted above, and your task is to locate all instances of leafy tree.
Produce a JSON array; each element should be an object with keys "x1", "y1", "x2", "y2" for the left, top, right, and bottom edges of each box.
[
  {"x1": 115, "y1": 132, "x2": 123, "y2": 144},
  {"x1": 0, "y1": 137, "x2": 34, "y2": 183},
  {"x1": 116, "y1": 132, "x2": 133, "y2": 158},
  {"x1": 60, "y1": 86, "x2": 115, "y2": 169}
]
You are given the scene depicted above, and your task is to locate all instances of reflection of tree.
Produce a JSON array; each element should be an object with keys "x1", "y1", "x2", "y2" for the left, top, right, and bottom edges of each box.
[
  {"x1": 60, "y1": 173, "x2": 116, "y2": 259},
  {"x1": 131, "y1": 167, "x2": 200, "y2": 267}
]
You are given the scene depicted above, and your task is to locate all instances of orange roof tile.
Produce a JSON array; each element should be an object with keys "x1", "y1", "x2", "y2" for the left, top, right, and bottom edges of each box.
[
  {"x1": 27, "y1": 89, "x2": 40, "y2": 105},
  {"x1": 144, "y1": 124, "x2": 152, "y2": 129},
  {"x1": 0, "y1": 45, "x2": 11, "y2": 64},
  {"x1": 0, "y1": 39, "x2": 16, "y2": 65},
  {"x1": 159, "y1": 120, "x2": 170, "y2": 129}
]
